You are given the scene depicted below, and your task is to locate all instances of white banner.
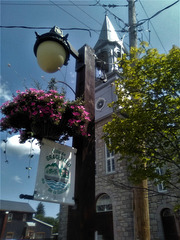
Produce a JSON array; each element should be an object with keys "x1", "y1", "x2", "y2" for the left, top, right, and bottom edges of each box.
[{"x1": 34, "y1": 138, "x2": 77, "y2": 205}]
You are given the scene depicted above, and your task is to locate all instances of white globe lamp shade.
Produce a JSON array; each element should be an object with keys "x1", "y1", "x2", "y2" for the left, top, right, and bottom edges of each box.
[
  {"x1": 34, "y1": 27, "x2": 70, "y2": 73},
  {"x1": 36, "y1": 41, "x2": 67, "y2": 73}
]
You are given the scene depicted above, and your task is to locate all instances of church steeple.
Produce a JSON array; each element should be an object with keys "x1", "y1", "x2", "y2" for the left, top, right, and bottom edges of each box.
[
  {"x1": 94, "y1": 15, "x2": 124, "y2": 50},
  {"x1": 94, "y1": 15, "x2": 125, "y2": 73}
]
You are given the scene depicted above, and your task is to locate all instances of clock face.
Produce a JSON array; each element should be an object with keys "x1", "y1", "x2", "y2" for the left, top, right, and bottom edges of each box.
[{"x1": 96, "y1": 98, "x2": 105, "y2": 110}]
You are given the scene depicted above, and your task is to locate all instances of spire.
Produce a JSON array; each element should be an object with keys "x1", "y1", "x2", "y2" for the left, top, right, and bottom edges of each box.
[{"x1": 94, "y1": 15, "x2": 123, "y2": 50}]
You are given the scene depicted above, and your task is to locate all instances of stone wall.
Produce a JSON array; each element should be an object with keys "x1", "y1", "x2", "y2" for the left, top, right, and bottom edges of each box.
[
  {"x1": 148, "y1": 171, "x2": 180, "y2": 240},
  {"x1": 95, "y1": 115, "x2": 180, "y2": 240},
  {"x1": 95, "y1": 116, "x2": 134, "y2": 240}
]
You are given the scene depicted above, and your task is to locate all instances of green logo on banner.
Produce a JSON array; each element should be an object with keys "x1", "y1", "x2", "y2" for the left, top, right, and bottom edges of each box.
[{"x1": 42, "y1": 149, "x2": 71, "y2": 194}]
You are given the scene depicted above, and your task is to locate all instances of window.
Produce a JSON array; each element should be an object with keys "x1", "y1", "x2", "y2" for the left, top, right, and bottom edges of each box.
[
  {"x1": 156, "y1": 167, "x2": 166, "y2": 192},
  {"x1": 96, "y1": 194, "x2": 112, "y2": 212},
  {"x1": 6, "y1": 233, "x2": 14, "y2": 239},
  {"x1": 105, "y1": 144, "x2": 115, "y2": 173},
  {"x1": 23, "y1": 214, "x2": 27, "y2": 221},
  {"x1": 7, "y1": 213, "x2": 13, "y2": 222},
  {"x1": 161, "y1": 208, "x2": 179, "y2": 239},
  {"x1": 97, "y1": 51, "x2": 109, "y2": 72}
]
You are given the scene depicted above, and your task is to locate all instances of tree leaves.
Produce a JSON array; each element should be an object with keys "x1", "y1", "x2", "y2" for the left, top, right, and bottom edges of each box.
[{"x1": 103, "y1": 46, "x2": 180, "y2": 188}]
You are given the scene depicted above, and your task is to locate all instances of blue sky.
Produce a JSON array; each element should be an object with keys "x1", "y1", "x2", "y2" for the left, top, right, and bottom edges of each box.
[{"x1": 0, "y1": 0, "x2": 179, "y2": 218}]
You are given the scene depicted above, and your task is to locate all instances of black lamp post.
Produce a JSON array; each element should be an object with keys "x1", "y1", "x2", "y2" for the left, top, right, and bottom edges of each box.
[{"x1": 34, "y1": 27, "x2": 95, "y2": 240}]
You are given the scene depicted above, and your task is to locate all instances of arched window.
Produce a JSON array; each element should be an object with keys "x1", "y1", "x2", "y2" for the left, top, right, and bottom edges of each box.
[
  {"x1": 161, "y1": 208, "x2": 179, "y2": 240},
  {"x1": 96, "y1": 194, "x2": 112, "y2": 212},
  {"x1": 97, "y1": 51, "x2": 109, "y2": 72}
]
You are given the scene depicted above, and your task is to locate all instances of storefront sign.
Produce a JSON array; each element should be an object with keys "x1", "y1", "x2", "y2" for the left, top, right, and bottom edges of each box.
[{"x1": 34, "y1": 138, "x2": 76, "y2": 205}]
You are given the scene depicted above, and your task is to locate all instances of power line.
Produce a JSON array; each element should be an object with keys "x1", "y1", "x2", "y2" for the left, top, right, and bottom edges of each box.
[
  {"x1": 138, "y1": 0, "x2": 167, "y2": 53},
  {"x1": 1, "y1": 0, "x2": 127, "y2": 7},
  {"x1": 98, "y1": 2, "x2": 129, "y2": 28},
  {"x1": 1, "y1": 0, "x2": 178, "y2": 52},
  {"x1": 137, "y1": 0, "x2": 180, "y2": 26},
  {"x1": 0, "y1": 25, "x2": 128, "y2": 34},
  {"x1": 0, "y1": 26, "x2": 95, "y2": 36},
  {"x1": 69, "y1": 0, "x2": 102, "y2": 26},
  {"x1": 49, "y1": 0, "x2": 99, "y2": 36}
]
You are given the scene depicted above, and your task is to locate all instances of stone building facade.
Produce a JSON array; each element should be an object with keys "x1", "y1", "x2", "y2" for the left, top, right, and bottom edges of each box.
[
  {"x1": 95, "y1": 114, "x2": 180, "y2": 240},
  {"x1": 95, "y1": 116, "x2": 134, "y2": 240},
  {"x1": 59, "y1": 15, "x2": 180, "y2": 240},
  {"x1": 94, "y1": 15, "x2": 180, "y2": 240}
]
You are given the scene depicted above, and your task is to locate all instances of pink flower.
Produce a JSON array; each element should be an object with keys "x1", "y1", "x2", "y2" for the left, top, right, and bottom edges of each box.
[
  {"x1": 37, "y1": 96, "x2": 45, "y2": 100},
  {"x1": 49, "y1": 90, "x2": 58, "y2": 93},
  {"x1": 68, "y1": 119, "x2": 76, "y2": 126},
  {"x1": 85, "y1": 116, "x2": 91, "y2": 121},
  {"x1": 77, "y1": 106, "x2": 85, "y2": 110},
  {"x1": 32, "y1": 111, "x2": 38, "y2": 115},
  {"x1": 81, "y1": 132, "x2": 87, "y2": 136},
  {"x1": 72, "y1": 112, "x2": 80, "y2": 116},
  {"x1": 0, "y1": 88, "x2": 91, "y2": 142},
  {"x1": 83, "y1": 111, "x2": 89, "y2": 115}
]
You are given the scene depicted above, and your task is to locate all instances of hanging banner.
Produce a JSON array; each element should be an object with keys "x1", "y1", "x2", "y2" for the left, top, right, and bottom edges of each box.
[{"x1": 34, "y1": 138, "x2": 77, "y2": 205}]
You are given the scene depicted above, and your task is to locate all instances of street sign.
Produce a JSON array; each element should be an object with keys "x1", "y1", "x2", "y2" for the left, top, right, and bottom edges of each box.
[{"x1": 34, "y1": 138, "x2": 76, "y2": 205}]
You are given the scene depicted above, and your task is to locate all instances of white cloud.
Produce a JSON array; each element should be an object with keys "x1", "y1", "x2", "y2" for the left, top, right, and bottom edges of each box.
[
  {"x1": 13, "y1": 175, "x2": 22, "y2": 184},
  {"x1": 1, "y1": 135, "x2": 40, "y2": 157},
  {"x1": 0, "y1": 83, "x2": 12, "y2": 101}
]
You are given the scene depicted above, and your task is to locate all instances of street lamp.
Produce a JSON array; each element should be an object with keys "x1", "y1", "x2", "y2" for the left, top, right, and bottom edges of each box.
[
  {"x1": 34, "y1": 26, "x2": 79, "y2": 73},
  {"x1": 34, "y1": 27, "x2": 95, "y2": 240}
]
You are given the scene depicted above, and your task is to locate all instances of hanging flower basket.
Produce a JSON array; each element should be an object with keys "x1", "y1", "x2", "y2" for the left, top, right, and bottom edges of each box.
[{"x1": 0, "y1": 88, "x2": 91, "y2": 143}]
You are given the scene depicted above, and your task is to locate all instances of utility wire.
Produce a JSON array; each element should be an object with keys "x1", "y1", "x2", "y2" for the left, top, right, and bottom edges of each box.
[
  {"x1": 138, "y1": 0, "x2": 167, "y2": 53},
  {"x1": 99, "y1": 3, "x2": 129, "y2": 28},
  {"x1": 0, "y1": 26, "x2": 95, "y2": 36},
  {"x1": 69, "y1": 0, "x2": 102, "y2": 26},
  {"x1": 49, "y1": 0, "x2": 99, "y2": 36},
  {"x1": 1, "y1": 1, "x2": 127, "y2": 7},
  {"x1": 0, "y1": 25, "x2": 127, "y2": 34},
  {"x1": 137, "y1": 0, "x2": 180, "y2": 26}
]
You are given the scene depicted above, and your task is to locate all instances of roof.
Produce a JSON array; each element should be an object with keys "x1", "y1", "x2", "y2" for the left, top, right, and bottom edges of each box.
[
  {"x1": 33, "y1": 218, "x2": 53, "y2": 228},
  {"x1": 0, "y1": 200, "x2": 35, "y2": 213},
  {"x1": 94, "y1": 15, "x2": 124, "y2": 50}
]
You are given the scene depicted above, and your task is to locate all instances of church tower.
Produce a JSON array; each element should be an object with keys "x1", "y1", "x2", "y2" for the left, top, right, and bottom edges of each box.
[
  {"x1": 94, "y1": 15, "x2": 126, "y2": 122},
  {"x1": 94, "y1": 15, "x2": 134, "y2": 240},
  {"x1": 94, "y1": 14, "x2": 126, "y2": 74}
]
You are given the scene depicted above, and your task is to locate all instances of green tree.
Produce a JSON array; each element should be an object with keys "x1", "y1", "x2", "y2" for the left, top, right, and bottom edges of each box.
[
  {"x1": 48, "y1": 78, "x2": 58, "y2": 91},
  {"x1": 103, "y1": 45, "x2": 180, "y2": 189},
  {"x1": 36, "y1": 202, "x2": 45, "y2": 217}
]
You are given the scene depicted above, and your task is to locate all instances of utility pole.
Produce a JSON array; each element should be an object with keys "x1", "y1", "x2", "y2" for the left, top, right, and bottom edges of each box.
[
  {"x1": 128, "y1": 0, "x2": 137, "y2": 49},
  {"x1": 128, "y1": 1, "x2": 151, "y2": 240},
  {"x1": 67, "y1": 45, "x2": 95, "y2": 240}
]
